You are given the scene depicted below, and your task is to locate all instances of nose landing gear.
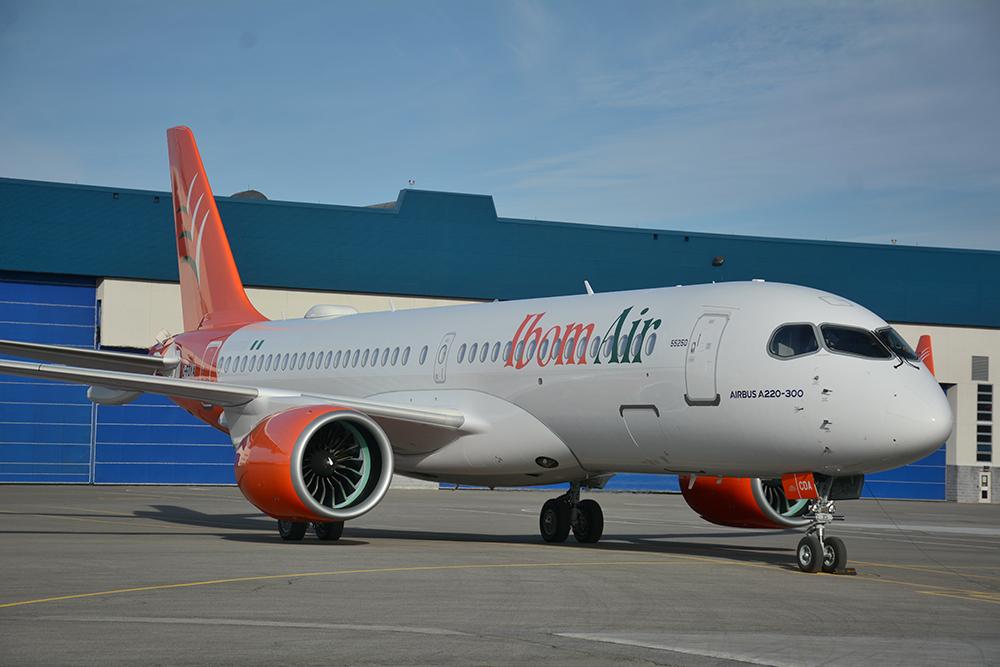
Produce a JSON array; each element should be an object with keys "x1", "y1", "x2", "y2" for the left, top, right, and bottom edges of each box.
[
  {"x1": 539, "y1": 482, "x2": 604, "y2": 544},
  {"x1": 796, "y1": 497, "x2": 850, "y2": 573}
]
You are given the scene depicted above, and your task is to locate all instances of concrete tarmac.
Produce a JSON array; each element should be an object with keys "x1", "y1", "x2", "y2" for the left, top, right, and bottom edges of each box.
[{"x1": 1, "y1": 485, "x2": 998, "y2": 666}]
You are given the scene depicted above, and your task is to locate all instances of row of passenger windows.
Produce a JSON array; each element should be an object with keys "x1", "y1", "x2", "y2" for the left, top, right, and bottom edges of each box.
[
  {"x1": 219, "y1": 331, "x2": 660, "y2": 375},
  {"x1": 769, "y1": 324, "x2": 916, "y2": 361},
  {"x1": 221, "y1": 344, "x2": 427, "y2": 375}
]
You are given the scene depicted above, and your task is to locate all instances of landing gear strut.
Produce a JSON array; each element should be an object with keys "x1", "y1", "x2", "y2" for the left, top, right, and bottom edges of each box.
[
  {"x1": 796, "y1": 497, "x2": 848, "y2": 573},
  {"x1": 276, "y1": 519, "x2": 344, "y2": 541},
  {"x1": 539, "y1": 482, "x2": 604, "y2": 544}
]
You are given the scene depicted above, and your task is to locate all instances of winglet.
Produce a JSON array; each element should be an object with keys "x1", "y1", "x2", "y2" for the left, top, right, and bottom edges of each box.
[
  {"x1": 167, "y1": 126, "x2": 265, "y2": 331},
  {"x1": 916, "y1": 335, "x2": 935, "y2": 376}
]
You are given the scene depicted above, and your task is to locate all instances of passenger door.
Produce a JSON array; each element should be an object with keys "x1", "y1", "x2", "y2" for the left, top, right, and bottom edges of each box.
[
  {"x1": 685, "y1": 313, "x2": 729, "y2": 405},
  {"x1": 434, "y1": 332, "x2": 456, "y2": 384}
]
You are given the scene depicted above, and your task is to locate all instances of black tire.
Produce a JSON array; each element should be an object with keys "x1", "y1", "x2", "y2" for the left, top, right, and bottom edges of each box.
[
  {"x1": 796, "y1": 534, "x2": 822, "y2": 573},
  {"x1": 539, "y1": 499, "x2": 570, "y2": 543},
  {"x1": 314, "y1": 521, "x2": 344, "y2": 541},
  {"x1": 277, "y1": 519, "x2": 307, "y2": 541},
  {"x1": 572, "y1": 499, "x2": 604, "y2": 544},
  {"x1": 822, "y1": 536, "x2": 847, "y2": 573}
]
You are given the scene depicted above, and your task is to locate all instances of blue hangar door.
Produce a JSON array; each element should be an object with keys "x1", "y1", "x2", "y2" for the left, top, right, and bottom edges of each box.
[{"x1": 0, "y1": 274, "x2": 97, "y2": 483}]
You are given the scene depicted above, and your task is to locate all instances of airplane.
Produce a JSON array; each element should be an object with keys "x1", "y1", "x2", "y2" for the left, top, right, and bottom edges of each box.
[{"x1": 0, "y1": 127, "x2": 953, "y2": 573}]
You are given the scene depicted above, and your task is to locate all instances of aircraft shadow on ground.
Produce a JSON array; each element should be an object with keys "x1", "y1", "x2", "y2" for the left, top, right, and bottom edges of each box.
[{"x1": 120, "y1": 505, "x2": 795, "y2": 566}]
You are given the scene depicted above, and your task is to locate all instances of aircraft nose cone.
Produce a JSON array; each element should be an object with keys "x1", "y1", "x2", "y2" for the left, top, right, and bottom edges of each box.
[{"x1": 886, "y1": 377, "x2": 953, "y2": 464}]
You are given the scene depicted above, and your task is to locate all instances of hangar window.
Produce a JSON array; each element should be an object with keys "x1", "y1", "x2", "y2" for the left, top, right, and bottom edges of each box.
[
  {"x1": 391, "y1": 347, "x2": 400, "y2": 366},
  {"x1": 821, "y1": 325, "x2": 892, "y2": 359},
  {"x1": 469, "y1": 343, "x2": 479, "y2": 364},
  {"x1": 875, "y1": 328, "x2": 919, "y2": 363},
  {"x1": 769, "y1": 324, "x2": 820, "y2": 359},
  {"x1": 491, "y1": 342, "x2": 501, "y2": 362},
  {"x1": 419, "y1": 345, "x2": 428, "y2": 365},
  {"x1": 480, "y1": 342, "x2": 489, "y2": 363}
]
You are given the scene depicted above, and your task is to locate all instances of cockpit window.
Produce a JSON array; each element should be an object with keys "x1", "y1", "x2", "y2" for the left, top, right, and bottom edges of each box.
[
  {"x1": 821, "y1": 325, "x2": 893, "y2": 359},
  {"x1": 875, "y1": 328, "x2": 919, "y2": 362},
  {"x1": 768, "y1": 324, "x2": 819, "y2": 359}
]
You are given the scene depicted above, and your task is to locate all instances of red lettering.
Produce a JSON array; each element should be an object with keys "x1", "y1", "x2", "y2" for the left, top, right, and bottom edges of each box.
[
  {"x1": 556, "y1": 323, "x2": 596, "y2": 365},
  {"x1": 507, "y1": 313, "x2": 545, "y2": 370}
]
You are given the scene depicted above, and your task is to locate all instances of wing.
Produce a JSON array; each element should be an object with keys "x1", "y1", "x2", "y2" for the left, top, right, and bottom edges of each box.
[
  {"x1": 0, "y1": 339, "x2": 176, "y2": 374},
  {"x1": 0, "y1": 359, "x2": 464, "y2": 429}
]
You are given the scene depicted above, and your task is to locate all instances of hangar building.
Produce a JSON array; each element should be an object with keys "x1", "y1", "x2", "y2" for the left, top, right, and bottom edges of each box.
[{"x1": 1, "y1": 176, "x2": 997, "y2": 502}]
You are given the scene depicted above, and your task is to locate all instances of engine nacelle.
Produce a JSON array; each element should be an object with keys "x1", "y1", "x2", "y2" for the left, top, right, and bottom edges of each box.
[
  {"x1": 679, "y1": 475, "x2": 811, "y2": 529},
  {"x1": 235, "y1": 405, "x2": 394, "y2": 522}
]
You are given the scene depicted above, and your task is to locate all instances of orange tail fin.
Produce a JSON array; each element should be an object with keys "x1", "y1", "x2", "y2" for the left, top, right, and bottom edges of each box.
[
  {"x1": 916, "y1": 335, "x2": 935, "y2": 376},
  {"x1": 167, "y1": 126, "x2": 265, "y2": 331}
]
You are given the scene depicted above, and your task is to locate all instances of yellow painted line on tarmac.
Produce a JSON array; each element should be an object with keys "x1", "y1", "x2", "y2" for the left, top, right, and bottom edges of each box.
[
  {"x1": 0, "y1": 559, "x2": 696, "y2": 610},
  {"x1": 917, "y1": 591, "x2": 1000, "y2": 605},
  {"x1": 852, "y1": 560, "x2": 1000, "y2": 582}
]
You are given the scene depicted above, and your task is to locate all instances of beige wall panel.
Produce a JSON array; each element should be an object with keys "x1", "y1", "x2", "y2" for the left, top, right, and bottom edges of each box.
[{"x1": 97, "y1": 279, "x2": 473, "y2": 348}]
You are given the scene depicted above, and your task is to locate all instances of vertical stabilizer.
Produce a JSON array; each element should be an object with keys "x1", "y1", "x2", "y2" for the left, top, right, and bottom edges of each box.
[{"x1": 167, "y1": 126, "x2": 265, "y2": 331}]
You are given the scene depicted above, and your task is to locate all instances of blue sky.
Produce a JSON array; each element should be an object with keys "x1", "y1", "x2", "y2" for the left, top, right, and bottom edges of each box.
[{"x1": 1, "y1": 1, "x2": 998, "y2": 249}]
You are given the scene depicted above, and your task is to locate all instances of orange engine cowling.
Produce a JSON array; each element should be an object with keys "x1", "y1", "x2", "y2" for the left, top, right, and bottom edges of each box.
[
  {"x1": 679, "y1": 475, "x2": 812, "y2": 529},
  {"x1": 235, "y1": 405, "x2": 394, "y2": 522}
]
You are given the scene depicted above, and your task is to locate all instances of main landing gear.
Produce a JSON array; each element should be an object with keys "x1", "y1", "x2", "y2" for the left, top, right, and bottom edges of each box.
[
  {"x1": 539, "y1": 482, "x2": 604, "y2": 544},
  {"x1": 795, "y1": 497, "x2": 848, "y2": 574},
  {"x1": 277, "y1": 519, "x2": 344, "y2": 542}
]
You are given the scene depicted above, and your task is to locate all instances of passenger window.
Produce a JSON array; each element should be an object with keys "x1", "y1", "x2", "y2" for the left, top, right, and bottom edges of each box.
[
  {"x1": 480, "y1": 343, "x2": 489, "y2": 363},
  {"x1": 618, "y1": 336, "x2": 630, "y2": 359},
  {"x1": 352, "y1": 350, "x2": 360, "y2": 367},
  {"x1": 334, "y1": 350, "x2": 342, "y2": 368},
  {"x1": 298, "y1": 354, "x2": 306, "y2": 370},
  {"x1": 324, "y1": 351, "x2": 332, "y2": 369},
  {"x1": 603, "y1": 337, "x2": 615, "y2": 360},
  {"x1": 537, "y1": 339, "x2": 548, "y2": 362},
  {"x1": 514, "y1": 341, "x2": 524, "y2": 363},
  {"x1": 265, "y1": 355, "x2": 272, "y2": 372},
  {"x1": 419, "y1": 345, "x2": 428, "y2": 365},
  {"x1": 239, "y1": 356, "x2": 248, "y2": 373},
  {"x1": 769, "y1": 324, "x2": 819, "y2": 359},
  {"x1": 402, "y1": 346, "x2": 410, "y2": 365},
  {"x1": 469, "y1": 343, "x2": 478, "y2": 363},
  {"x1": 590, "y1": 336, "x2": 602, "y2": 360},
  {"x1": 290, "y1": 353, "x2": 298, "y2": 370},
  {"x1": 503, "y1": 341, "x2": 512, "y2": 363},
  {"x1": 631, "y1": 335, "x2": 643, "y2": 359},
  {"x1": 381, "y1": 348, "x2": 390, "y2": 366},
  {"x1": 526, "y1": 340, "x2": 537, "y2": 360},
  {"x1": 820, "y1": 325, "x2": 892, "y2": 359},
  {"x1": 645, "y1": 333, "x2": 657, "y2": 356},
  {"x1": 362, "y1": 349, "x2": 370, "y2": 366},
  {"x1": 391, "y1": 347, "x2": 400, "y2": 365},
  {"x1": 577, "y1": 336, "x2": 588, "y2": 360},
  {"x1": 491, "y1": 342, "x2": 500, "y2": 362},
  {"x1": 307, "y1": 352, "x2": 315, "y2": 369},
  {"x1": 457, "y1": 344, "x2": 466, "y2": 363},
  {"x1": 222, "y1": 357, "x2": 230, "y2": 373}
]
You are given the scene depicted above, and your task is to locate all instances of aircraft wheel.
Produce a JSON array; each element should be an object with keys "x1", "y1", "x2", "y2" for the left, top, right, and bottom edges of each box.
[
  {"x1": 277, "y1": 519, "x2": 308, "y2": 541},
  {"x1": 796, "y1": 534, "x2": 822, "y2": 573},
  {"x1": 314, "y1": 521, "x2": 344, "y2": 541},
  {"x1": 821, "y1": 536, "x2": 847, "y2": 573},
  {"x1": 572, "y1": 499, "x2": 604, "y2": 544},
  {"x1": 539, "y1": 499, "x2": 570, "y2": 543}
]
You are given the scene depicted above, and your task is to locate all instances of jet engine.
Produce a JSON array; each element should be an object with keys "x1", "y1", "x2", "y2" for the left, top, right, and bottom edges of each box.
[
  {"x1": 678, "y1": 475, "x2": 811, "y2": 529},
  {"x1": 235, "y1": 405, "x2": 394, "y2": 522}
]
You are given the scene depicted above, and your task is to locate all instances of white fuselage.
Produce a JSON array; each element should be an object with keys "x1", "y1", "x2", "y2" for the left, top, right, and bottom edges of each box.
[{"x1": 211, "y1": 281, "x2": 952, "y2": 487}]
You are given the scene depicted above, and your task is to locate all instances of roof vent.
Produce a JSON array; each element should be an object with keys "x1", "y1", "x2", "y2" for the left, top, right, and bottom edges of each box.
[
  {"x1": 305, "y1": 305, "x2": 359, "y2": 319},
  {"x1": 972, "y1": 356, "x2": 989, "y2": 382},
  {"x1": 231, "y1": 189, "x2": 268, "y2": 200}
]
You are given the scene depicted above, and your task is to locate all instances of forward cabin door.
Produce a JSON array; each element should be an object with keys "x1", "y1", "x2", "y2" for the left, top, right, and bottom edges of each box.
[{"x1": 685, "y1": 313, "x2": 729, "y2": 406}]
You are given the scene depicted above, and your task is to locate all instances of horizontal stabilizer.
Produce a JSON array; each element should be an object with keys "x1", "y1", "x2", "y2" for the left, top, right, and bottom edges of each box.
[{"x1": 0, "y1": 339, "x2": 176, "y2": 374}]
